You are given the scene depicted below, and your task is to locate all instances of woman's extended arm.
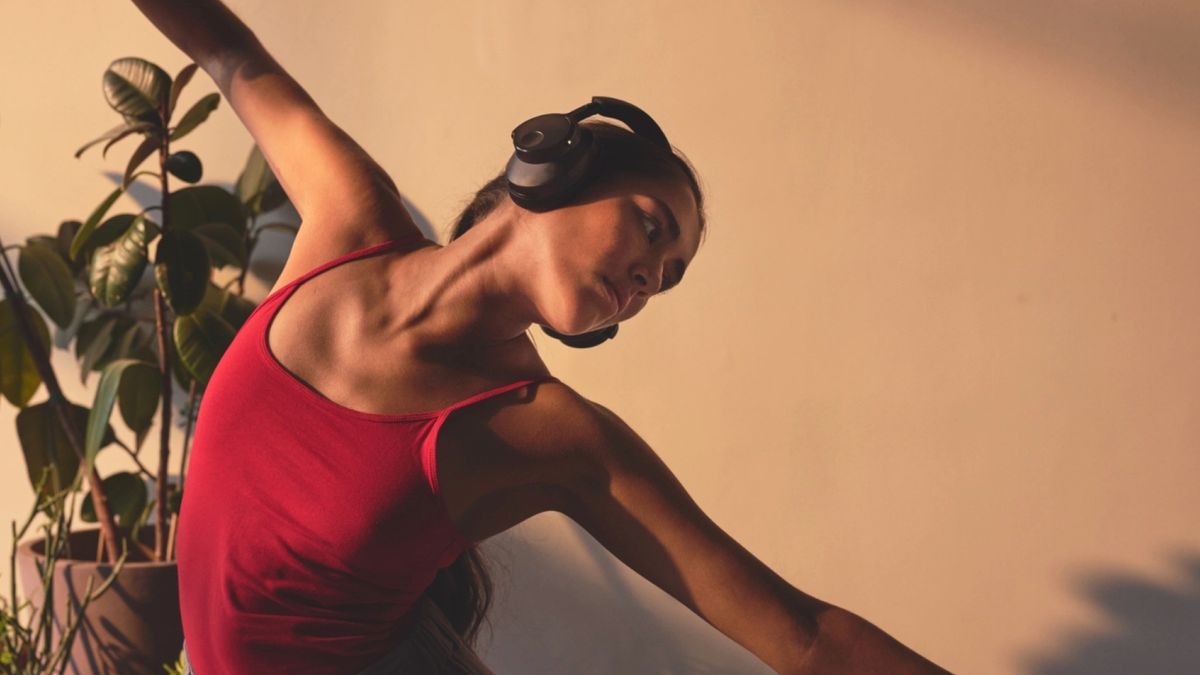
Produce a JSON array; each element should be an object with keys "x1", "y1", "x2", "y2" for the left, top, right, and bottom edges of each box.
[
  {"x1": 550, "y1": 392, "x2": 952, "y2": 675},
  {"x1": 128, "y1": 0, "x2": 422, "y2": 270}
]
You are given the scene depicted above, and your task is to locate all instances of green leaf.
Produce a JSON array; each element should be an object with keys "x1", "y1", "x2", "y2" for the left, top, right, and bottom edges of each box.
[
  {"x1": 95, "y1": 213, "x2": 143, "y2": 245},
  {"x1": 89, "y1": 214, "x2": 150, "y2": 307},
  {"x1": 81, "y1": 472, "x2": 147, "y2": 526},
  {"x1": 102, "y1": 320, "x2": 147, "y2": 369},
  {"x1": 168, "y1": 329, "x2": 196, "y2": 391},
  {"x1": 16, "y1": 402, "x2": 91, "y2": 499},
  {"x1": 169, "y1": 92, "x2": 220, "y2": 142},
  {"x1": 26, "y1": 234, "x2": 59, "y2": 250},
  {"x1": 101, "y1": 122, "x2": 156, "y2": 159},
  {"x1": 85, "y1": 358, "x2": 151, "y2": 475},
  {"x1": 70, "y1": 213, "x2": 133, "y2": 265},
  {"x1": 168, "y1": 63, "x2": 199, "y2": 122},
  {"x1": 76, "y1": 314, "x2": 117, "y2": 379},
  {"x1": 193, "y1": 222, "x2": 246, "y2": 269},
  {"x1": 75, "y1": 121, "x2": 138, "y2": 159},
  {"x1": 117, "y1": 360, "x2": 160, "y2": 437},
  {"x1": 16, "y1": 403, "x2": 80, "y2": 499},
  {"x1": 102, "y1": 57, "x2": 170, "y2": 126},
  {"x1": 130, "y1": 326, "x2": 159, "y2": 366},
  {"x1": 142, "y1": 216, "x2": 162, "y2": 241},
  {"x1": 196, "y1": 282, "x2": 257, "y2": 330},
  {"x1": 122, "y1": 133, "x2": 161, "y2": 189},
  {"x1": 154, "y1": 229, "x2": 210, "y2": 315},
  {"x1": 174, "y1": 308, "x2": 236, "y2": 387},
  {"x1": 70, "y1": 187, "x2": 125, "y2": 260},
  {"x1": 88, "y1": 320, "x2": 157, "y2": 399},
  {"x1": 165, "y1": 150, "x2": 202, "y2": 183},
  {"x1": 18, "y1": 241, "x2": 77, "y2": 329},
  {"x1": 0, "y1": 299, "x2": 50, "y2": 407},
  {"x1": 56, "y1": 220, "x2": 83, "y2": 269},
  {"x1": 234, "y1": 144, "x2": 269, "y2": 205},
  {"x1": 168, "y1": 185, "x2": 247, "y2": 234},
  {"x1": 220, "y1": 290, "x2": 257, "y2": 329},
  {"x1": 234, "y1": 144, "x2": 288, "y2": 214}
]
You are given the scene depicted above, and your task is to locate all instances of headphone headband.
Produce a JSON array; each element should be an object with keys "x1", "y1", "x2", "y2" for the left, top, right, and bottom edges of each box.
[
  {"x1": 506, "y1": 96, "x2": 670, "y2": 348},
  {"x1": 506, "y1": 96, "x2": 671, "y2": 212},
  {"x1": 564, "y1": 97, "x2": 670, "y2": 150}
]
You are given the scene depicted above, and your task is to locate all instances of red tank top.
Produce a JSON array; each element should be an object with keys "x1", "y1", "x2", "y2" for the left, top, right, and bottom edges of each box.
[{"x1": 177, "y1": 233, "x2": 557, "y2": 674}]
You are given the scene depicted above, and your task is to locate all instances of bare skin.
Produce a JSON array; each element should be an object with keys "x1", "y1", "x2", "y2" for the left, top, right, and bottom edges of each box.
[
  {"x1": 131, "y1": 1, "x2": 955, "y2": 673},
  {"x1": 265, "y1": 169, "x2": 697, "y2": 532}
]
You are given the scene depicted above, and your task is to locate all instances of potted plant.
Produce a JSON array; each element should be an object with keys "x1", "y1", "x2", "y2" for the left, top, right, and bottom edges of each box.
[
  {"x1": 3, "y1": 55, "x2": 295, "y2": 674},
  {"x1": 2, "y1": 470, "x2": 128, "y2": 675}
]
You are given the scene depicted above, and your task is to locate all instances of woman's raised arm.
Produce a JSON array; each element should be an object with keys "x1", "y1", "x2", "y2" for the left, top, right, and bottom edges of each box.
[
  {"x1": 552, "y1": 393, "x2": 953, "y2": 674},
  {"x1": 129, "y1": 0, "x2": 422, "y2": 267}
]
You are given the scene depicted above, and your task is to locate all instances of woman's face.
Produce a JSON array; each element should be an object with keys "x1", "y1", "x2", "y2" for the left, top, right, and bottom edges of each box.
[{"x1": 527, "y1": 171, "x2": 702, "y2": 336}]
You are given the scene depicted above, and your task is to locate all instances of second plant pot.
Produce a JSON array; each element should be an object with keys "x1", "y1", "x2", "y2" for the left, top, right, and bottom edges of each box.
[{"x1": 15, "y1": 526, "x2": 182, "y2": 675}]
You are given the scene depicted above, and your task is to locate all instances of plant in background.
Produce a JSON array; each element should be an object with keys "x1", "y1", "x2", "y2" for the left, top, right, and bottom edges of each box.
[
  {"x1": 0, "y1": 469, "x2": 127, "y2": 674},
  {"x1": 1, "y1": 55, "x2": 294, "y2": 565}
]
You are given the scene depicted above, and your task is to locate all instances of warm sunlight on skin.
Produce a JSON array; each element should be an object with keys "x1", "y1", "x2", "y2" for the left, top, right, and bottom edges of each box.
[
  {"x1": 386, "y1": 170, "x2": 706, "y2": 350},
  {"x1": 115, "y1": 1, "x2": 965, "y2": 673},
  {"x1": 525, "y1": 170, "x2": 703, "y2": 335}
]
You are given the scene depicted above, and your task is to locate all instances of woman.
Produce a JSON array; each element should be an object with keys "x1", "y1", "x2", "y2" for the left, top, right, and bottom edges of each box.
[{"x1": 132, "y1": 1, "x2": 952, "y2": 673}]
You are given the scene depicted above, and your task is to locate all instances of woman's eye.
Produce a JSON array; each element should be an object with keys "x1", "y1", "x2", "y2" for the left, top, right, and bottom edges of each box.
[{"x1": 642, "y1": 213, "x2": 660, "y2": 242}]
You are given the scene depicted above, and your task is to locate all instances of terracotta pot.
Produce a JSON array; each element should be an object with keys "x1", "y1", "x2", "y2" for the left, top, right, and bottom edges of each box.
[{"x1": 15, "y1": 527, "x2": 182, "y2": 675}]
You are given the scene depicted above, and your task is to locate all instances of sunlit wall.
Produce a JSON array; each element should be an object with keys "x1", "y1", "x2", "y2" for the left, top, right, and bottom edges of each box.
[{"x1": 2, "y1": 2, "x2": 1198, "y2": 673}]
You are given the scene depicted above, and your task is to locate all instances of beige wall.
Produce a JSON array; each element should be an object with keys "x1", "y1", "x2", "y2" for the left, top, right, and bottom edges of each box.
[{"x1": 3, "y1": 1, "x2": 1199, "y2": 672}]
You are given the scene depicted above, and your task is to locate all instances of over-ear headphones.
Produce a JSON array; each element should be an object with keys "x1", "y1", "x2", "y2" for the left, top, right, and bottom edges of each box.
[{"x1": 505, "y1": 96, "x2": 671, "y2": 349}]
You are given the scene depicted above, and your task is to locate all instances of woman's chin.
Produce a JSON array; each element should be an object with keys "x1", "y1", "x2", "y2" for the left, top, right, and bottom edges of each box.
[{"x1": 551, "y1": 315, "x2": 613, "y2": 336}]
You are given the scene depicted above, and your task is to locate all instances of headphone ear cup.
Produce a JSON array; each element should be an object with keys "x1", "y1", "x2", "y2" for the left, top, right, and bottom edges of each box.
[
  {"x1": 505, "y1": 154, "x2": 567, "y2": 211},
  {"x1": 539, "y1": 323, "x2": 618, "y2": 348},
  {"x1": 506, "y1": 127, "x2": 596, "y2": 211}
]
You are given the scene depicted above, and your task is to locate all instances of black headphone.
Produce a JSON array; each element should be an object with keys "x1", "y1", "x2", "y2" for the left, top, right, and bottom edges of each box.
[{"x1": 505, "y1": 96, "x2": 671, "y2": 349}]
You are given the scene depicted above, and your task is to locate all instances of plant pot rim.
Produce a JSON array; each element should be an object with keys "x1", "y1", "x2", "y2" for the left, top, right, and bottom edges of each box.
[{"x1": 16, "y1": 526, "x2": 176, "y2": 568}]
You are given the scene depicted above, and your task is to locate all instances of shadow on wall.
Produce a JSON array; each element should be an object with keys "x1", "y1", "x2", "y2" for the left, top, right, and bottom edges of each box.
[
  {"x1": 477, "y1": 515, "x2": 777, "y2": 675},
  {"x1": 111, "y1": 172, "x2": 440, "y2": 293},
  {"x1": 1016, "y1": 548, "x2": 1200, "y2": 674},
  {"x1": 866, "y1": 0, "x2": 1200, "y2": 121}
]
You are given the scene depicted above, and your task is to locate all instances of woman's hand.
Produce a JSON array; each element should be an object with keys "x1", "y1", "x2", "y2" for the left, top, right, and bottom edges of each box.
[{"x1": 130, "y1": 0, "x2": 256, "y2": 69}]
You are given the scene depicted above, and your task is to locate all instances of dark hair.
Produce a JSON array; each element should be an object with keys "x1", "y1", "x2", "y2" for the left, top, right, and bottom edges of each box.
[{"x1": 423, "y1": 119, "x2": 706, "y2": 648}]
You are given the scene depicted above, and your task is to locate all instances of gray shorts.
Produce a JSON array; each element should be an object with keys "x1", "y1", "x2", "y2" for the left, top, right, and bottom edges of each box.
[{"x1": 182, "y1": 597, "x2": 495, "y2": 675}]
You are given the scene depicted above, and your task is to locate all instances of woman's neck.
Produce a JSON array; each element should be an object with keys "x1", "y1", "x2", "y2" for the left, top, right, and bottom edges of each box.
[{"x1": 397, "y1": 205, "x2": 542, "y2": 351}]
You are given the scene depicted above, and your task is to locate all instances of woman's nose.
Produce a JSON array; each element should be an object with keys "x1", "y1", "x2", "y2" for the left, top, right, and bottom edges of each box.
[{"x1": 632, "y1": 262, "x2": 663, "y2": 296}]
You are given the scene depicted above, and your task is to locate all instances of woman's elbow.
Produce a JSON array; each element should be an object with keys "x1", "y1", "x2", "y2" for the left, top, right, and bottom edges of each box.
[{"x1": 787, "y1": 605, "x2": 953, "y2": 675}]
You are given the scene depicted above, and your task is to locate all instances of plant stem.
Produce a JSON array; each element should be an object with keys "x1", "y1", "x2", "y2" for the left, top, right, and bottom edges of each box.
[
  {"x1": 0, "y1": 238, "x2": 122, "y2": 565},
  {"x1": 112, "y1": 438, "x2": 154, "y2": 478},
  {"x1": 167, "y1": 379, "x2": 198, "y2": 561},
  {"x1": 153, "y1": 111, "x2": 174, "y2": 562},
  {"x1": 180, "y1": 379, "x2": 198, "y2": 491}
]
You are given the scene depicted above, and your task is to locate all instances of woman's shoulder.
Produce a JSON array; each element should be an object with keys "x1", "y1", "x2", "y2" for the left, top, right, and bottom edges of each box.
[
  {"x1": 266, "y1": 220, "x2": 432, "y2": 300},
  {"x1": 436, "y1": 375, "x2": 619, "y2": 540}
]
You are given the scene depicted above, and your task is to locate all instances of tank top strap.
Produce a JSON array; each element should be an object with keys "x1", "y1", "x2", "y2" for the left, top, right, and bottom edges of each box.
[
  {"x1": 249, "y1": 232, "x2": 430, "y2": 319},
  {"x1": 421, "y1": 374, "x2": 561, "y2": 496},
  {"x1": 275, "y1": 232, "x2": 430, "y2": 298},
  {"x1": 436, "y1": 375, "x2": 561, "y2": 419}
]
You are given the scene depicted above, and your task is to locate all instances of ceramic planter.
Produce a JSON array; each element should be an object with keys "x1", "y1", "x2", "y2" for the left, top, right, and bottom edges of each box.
[{"x1": 15, "y1": 527, "x2": 182, "y2": 675}]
